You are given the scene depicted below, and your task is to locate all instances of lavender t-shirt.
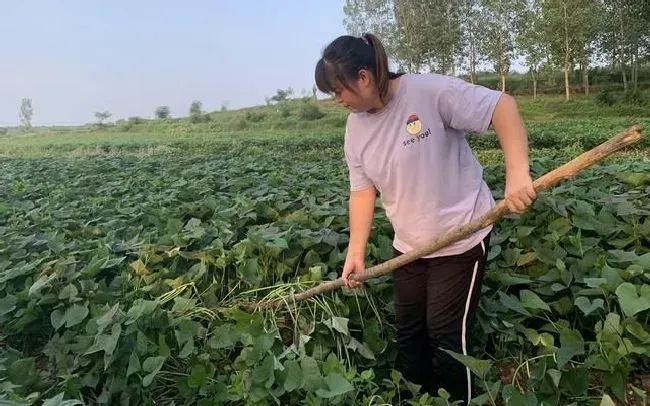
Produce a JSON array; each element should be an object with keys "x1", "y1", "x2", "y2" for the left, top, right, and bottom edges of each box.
[{"x1": 343, "y1": 73, "x2": 503, "y2": 258}]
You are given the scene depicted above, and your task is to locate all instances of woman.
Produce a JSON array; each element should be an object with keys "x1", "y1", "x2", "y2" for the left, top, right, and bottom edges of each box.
[{"x1": 314, "y1": 33, "x2": 536, "y2": 403}]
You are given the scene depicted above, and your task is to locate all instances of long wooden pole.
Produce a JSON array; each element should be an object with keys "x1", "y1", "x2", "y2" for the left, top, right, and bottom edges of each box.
[{"x1": 246, "y1": 124, "x2": 644, "y2": 311}]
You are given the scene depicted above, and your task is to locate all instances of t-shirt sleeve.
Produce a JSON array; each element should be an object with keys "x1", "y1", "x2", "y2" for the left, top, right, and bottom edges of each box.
[
  {"x1": 437, "y1": 76, "x2": 503, "y2": 135},
  {"x1": 343, "y1": 127, "x2": 373, "y2": 192}
]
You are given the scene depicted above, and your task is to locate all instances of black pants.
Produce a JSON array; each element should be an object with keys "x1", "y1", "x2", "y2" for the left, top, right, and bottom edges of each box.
[{"x1": 392, "y1": 233, "x2": 490, "y2": 404}]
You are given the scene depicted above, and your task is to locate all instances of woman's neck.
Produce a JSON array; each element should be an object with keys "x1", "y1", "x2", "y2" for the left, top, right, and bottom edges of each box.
[{"x1": 367, "y1": 77, "x2": 400, "y2": 114}]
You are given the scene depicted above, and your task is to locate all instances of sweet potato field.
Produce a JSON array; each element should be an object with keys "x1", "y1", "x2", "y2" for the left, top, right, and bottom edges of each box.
[{"x1": 1, "y1": 136, "x2": 649, "y2": 405}]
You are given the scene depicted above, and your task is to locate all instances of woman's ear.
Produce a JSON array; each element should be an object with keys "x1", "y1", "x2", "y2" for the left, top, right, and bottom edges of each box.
[{"x1": 357, "y1": 69, "x2": 372, "y2": 88}]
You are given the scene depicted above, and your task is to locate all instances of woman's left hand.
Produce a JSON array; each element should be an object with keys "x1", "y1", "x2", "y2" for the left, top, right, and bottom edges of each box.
[{"x1": 504, "y1": 171, "x2": 537, "y2": 214}]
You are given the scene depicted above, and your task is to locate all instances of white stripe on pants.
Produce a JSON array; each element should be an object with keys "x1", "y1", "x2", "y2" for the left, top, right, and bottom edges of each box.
[{"x1": 461, "y1": 240, "x2": 485, "y2": 404}]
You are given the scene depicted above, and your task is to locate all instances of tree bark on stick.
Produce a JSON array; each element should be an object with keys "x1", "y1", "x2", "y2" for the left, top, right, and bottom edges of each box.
[{"x1": 245, "y1": 125, "x2": 644, "y2": 312}]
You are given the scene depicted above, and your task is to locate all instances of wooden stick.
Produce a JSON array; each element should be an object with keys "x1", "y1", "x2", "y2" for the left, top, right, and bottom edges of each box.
[{"x1": 246, "y1": 124, "x2": 644, "y2": 311}]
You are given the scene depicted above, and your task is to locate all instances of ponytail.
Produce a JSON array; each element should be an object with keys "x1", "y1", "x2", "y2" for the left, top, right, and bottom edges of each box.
[
  {"x1": 362, "y1": 33, "x2": 391, "y2": 103},
  {"x1": 315, "y1": 33, "x2": 404, "y2": 104}
]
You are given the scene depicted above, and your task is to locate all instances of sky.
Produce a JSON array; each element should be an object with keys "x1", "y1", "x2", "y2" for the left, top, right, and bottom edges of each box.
[{"x1": 0, "y1": 1, "x2": 347, "y2": 126}]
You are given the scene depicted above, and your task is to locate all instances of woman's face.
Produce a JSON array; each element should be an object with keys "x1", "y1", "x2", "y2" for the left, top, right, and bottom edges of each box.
[{"x1": 332, "y1": 70, "x2": 377, "y2": 113}]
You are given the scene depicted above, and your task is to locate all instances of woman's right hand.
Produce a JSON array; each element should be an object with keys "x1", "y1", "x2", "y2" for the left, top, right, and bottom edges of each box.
[{"x1": 342, "y1": 253, "x2": 365, "y2": 288}]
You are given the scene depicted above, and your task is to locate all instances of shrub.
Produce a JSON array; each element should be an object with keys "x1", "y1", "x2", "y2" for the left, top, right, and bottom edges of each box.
[
  {"x1": 623, "y1": 89, "x2": 646, "y2": 105},
  {"x1": 246, "y1": 111, "x2": 267, "y2": 122},
  {"x1": 279, "y1": 103, "x2": 291, "y2": 118},
  {"x1": 298, "y1": 102, "x2": 324, "y2": 121},
  {"x1": 233, "y1": 117, "x2": 249, "y2": 130},
  {"x1": 596, "y1": 87, "x2": 616, "y2": 106},
  {"x1": 155, "y1": 106, "x2": 170, "y2": 119}
]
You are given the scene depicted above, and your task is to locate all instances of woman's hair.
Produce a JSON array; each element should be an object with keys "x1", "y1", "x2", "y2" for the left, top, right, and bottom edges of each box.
[{"x1": 315, "y1": 33, "x2": 403, "y2": 103}]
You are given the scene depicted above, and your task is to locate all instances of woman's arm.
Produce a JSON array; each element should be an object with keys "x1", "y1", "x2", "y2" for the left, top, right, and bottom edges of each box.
[
  {"x1": 491, "y1": 94, "x2": 537, "y2": 213},
  {"x1": 347, "y1": 185, "x2": 376, "y2": 258},
  {"x1": 343, "y1": 185, "x2": 376, "y2": 288}
]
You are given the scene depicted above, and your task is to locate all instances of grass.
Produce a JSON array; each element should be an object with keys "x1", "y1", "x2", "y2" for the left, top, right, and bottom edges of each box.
[{"x1": 1, "y1": 92, "x2": 649, "y2": 159}]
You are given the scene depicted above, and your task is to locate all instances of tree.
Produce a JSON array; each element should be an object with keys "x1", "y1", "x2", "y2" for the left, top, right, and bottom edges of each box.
[
  {"x1": 461, "y1": 0, "x2": 483, "y2": 83},
  {"x1": 516, "y1": 0, "x2": 546, "y2": 98},
  {"x1": 599, "y1": 0, "x2": 650, "y2": 92},
  {"x1": 343, "y1": 0, "x2": 400, "y2": 63},
  {"x1": 19, "y1": 98, "x2": 33, "y2": 130},
  {"x1": 412, "y1": 0, "x2": 463, "y2": 74},
  {"x1": 480, "y1": 0, "x2": 523, "y2": 92},
  {"x1": 270, "y1": 88, "x2": 294, "y2": 103},
  {"x1": 392, "y1": 0, "x2": 435, "y2": 72},
  {"x1": 190, "y1": 100, "x2": 202, "y2": 116},
  {"x1": 541, "y1": 0, "x2": 599, "y2": 101},
  {"x1": 189, "y1": 101, "x2": 203, "y2": 123},
  {"x1": 155, "y1": 106, "x2": 170, "y2": 119},
  {"x1": 94, "y1": 111, "x2": 111, "y2": 126}
]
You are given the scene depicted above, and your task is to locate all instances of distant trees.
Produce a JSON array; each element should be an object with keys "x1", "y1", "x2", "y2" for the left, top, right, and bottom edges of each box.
[
  {"x1": 189, "y1": 100, "x2": 203, "y2": 123},
  {"x1": 155, "y1": 106, "x2": 170, "y2": 119},
  {"x1": 270, "y1": 88, "x2": 294, "y2": 103},
  {"x1": 94, "y1": 111, "x2": 112, "y2": 126},
  {"x1": 189, "y1": 100, "x2": 212, "y2": 123},
  {"x1": 343, "y1": 0, "x2": 650, "y2": 101},
  {"x1": 19, "y1": 98, "x2": 33, "y2": 130}
]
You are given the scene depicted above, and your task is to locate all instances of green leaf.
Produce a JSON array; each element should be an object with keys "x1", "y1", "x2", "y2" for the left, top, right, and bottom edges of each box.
[
  {"x1": 516, "y1": 252, "x2": 537, "y2": 266},
  {"x1": 209, "y1": 324, "x2": 238, "y2": 349},
  {"x1": 347, "y1": 337, "x2": 375, "y2": 360},
  {"x1": 575, "y1": 200, "x2": 596, "y2": 217},
  {"x1": 84, "y1": 323, "x2": 121, "y2": 358},
  {"x1": 252, "y1": 355, "x2": 275, "y2": 386},
  {"x1": 283, "y1": 360, "x2": 303, "y2": 392},
  {"x1": 42, "y1": 393, "x2": 84, "y2": 406},
  {"x1": 560, "y1": 367, "x2": 588, "y2": 396},
  {"x1": 8, "y1": 358, "x2": 36, "y2": 386},
  {"x1": 524, "y1": 328, "x2": 554, "y2": 347},
  {"x1": 142, "y1": 356, "x2": 166, "y2": 387},
  {"x1": 604, "y1": 369, "x2": 626, "y2": 402},
  {"x1": 127, "y1": 353, "x2": 140, "y2": 377},
  {"x1": 584, "y1": 277, "x2": 608, "y2": 288},
  {"x1": 58, "y1": 284, "x2": 78, "y2": 300},
  {"x1": 631, "y1": 385, "x2": 647, "y2": 402},
  {"x1": 574, "y1": 297, "x2": 604, "y2": 316},
  {"x1": 502, "y1": 384, "x2": 537, "y2": 406},
  {"x1": 498, "y1": 292, "x2": 531, "y2": 316},
  {"x1": 130, "y1": 259, "x2": 148, "y2": 275},
  {"x1": 323, "y1": 316, "x2": 349, "y2": 336},
  {"x1": 315, "y1": 373, "x2": 354, "y2": 398},
  {"x1": 64, "y1": 302, "x2": 89, "y2": 327},
  {"x1": 440, "y1": 349, "x2": 492, "y2": 380},
  {"x1": 95, "y1": 303, "x2": 120, "y2": 334},
  {"x1": 240, "y1": 258, "x2": 261, "y2": 285},
  {"x1": 50, "y1": 309, "x2": 65, "y2": 329},
  {"x1": 126, "y1": 299, "x2": 158, "y2": 324},
  {"x1": 615, "y1": 282, "x2": 650, "y2": 318},
  {"x1": 599, "y1": 394, "x2": 615, "y2": 406},
  {"x1": 300, "y1": 356, "x2": 324, "y2": 392},
  {"x1": 28, "y1": 274, "x2": 56, "y2": 297},
  {"x1": 0, "y1": 294, "x2": 17, "y2": 316},
  {"x1": 520, "y1": 290, "x2": 551, "y2": 311},
  {"x1": 616, "y1": 172, "x2": 650, "y2": 187},
  {"x1": 557, "y1": 329, "x2": 584, "y2": 369},
  {"x1": 188, "y1": 365, "x2": 208, "y2": 388}
]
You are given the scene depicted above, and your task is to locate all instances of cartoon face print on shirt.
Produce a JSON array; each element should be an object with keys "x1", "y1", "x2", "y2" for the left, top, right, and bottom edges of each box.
[
  {"x1": 403, "y1": 113, "x2": 431, "y2": 147},
  {"x1": 406, "y1": 114, "x2": 422, "y2": 136}
]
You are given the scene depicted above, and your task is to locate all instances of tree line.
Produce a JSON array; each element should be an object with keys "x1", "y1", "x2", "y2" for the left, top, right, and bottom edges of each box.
[{"x1": 343, "y1": 0, "x2": 650, "y2": 100}]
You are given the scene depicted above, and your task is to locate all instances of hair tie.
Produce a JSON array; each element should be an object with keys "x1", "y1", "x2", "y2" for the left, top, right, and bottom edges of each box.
[{"x1": 360, "y1": 34, "x2": 370, "y2": 45}]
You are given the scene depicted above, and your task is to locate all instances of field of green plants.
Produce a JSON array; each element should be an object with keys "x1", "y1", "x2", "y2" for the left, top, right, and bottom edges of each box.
[{"x1": 1, "y1": 95, "x2": 649, "y2": 405}]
